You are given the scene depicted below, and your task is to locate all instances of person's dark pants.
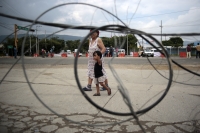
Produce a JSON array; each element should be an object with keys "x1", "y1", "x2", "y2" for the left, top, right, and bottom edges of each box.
[
  {"x1": 196, "y1": 51, "x2": 200, "y2": 58},
  {"x1": 110, "y1": 52, "x2": 113, "y2": 57},
  {"x1": 42, "y1": 52, "x2": 45, "y2": 58},
  {"x1": 14, "y1": 52, "x2": 17, "y2": 59}
]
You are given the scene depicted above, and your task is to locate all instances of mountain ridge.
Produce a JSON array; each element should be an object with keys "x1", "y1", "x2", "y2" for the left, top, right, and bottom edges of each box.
[{"x1": 0, "y1": 34, "x2": 84, "y2": 43}]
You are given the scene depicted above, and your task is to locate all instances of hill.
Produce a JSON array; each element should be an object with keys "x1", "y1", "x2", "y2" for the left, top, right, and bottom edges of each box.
[{"x1": 0, "y1": 34, "x2": 84, "y2": 43}]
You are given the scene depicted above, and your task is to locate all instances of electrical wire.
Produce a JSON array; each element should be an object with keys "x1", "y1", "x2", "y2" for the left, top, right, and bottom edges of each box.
[{"x1": 0, "y1": 2, "x2": 199, "y2": 133}]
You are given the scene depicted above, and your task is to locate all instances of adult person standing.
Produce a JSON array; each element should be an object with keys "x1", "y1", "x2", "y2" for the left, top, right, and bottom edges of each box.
[
  {"x1": 82, "y1": 29, "x2": 109, "y2": 91},
  {"x1": 50, "y1": 48, "x2": 53, "y2": 58},
  {"x1": 186, "y1": 44, "x2": 191, "y2": 58},
  {"x1": 196, "y1": 43, "x2": 200, "y2": 59},
  {"x1": 138, "y1": 45, "x2": 144, "y2": 57},
  {"x1": 41, "y1": 49, "x2": 45, "y2": 58},
  {"x1": 116, "y1": 48, "x2": 118, "y2": 57},
  {"x1": 109, "y1": 46, "x2": 113, "y2": 57},
  {"x1": 13, "y1": 46, "x2": 17, "y2": 59}
]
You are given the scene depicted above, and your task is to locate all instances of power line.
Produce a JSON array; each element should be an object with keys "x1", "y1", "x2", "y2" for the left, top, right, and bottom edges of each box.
[
  {"x1": 2, "y1": 0, "x2": 25, "y2": 18},
  {"x1": 128, "y1": 0, "x2": 141, "y2": 26},
  {"x1": 0, "y1": 23, "x2": 13, "y2": 31},
  {"x1": 100, "y1": 7, "x2": 200, "y2": 24},
  {"x1": 128, "y1": 7, "x2": 200, "y2": 20},
  {"x1": 139, "y1": 22, "x2": 200, "y2": 30},
  {"x1": 164, "y1": 24, "x2": 200, "y2": 27}
]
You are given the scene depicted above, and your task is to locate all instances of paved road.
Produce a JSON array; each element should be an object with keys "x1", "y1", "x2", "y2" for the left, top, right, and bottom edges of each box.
[
  {"x1": 0, "y1": 55, "x2": 199, "y2": 66},
  {"x1": 0, "y1": 55, "x2": 200, "y2": 133}
]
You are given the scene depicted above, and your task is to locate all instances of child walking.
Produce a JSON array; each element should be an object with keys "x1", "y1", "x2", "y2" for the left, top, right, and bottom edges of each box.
[{"x1": 93, "y1": 51, "x2": 111, "y2": 96}]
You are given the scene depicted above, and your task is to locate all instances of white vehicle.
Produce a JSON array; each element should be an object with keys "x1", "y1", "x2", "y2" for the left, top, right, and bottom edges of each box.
[
  {"x1": 74, "y1": 49, "x2": 82, "y2": 56},
  {"x1": 117, "y1": 49, "x2": 125, "y2": 55},
  {"x1": 142, "y1": 49, "x2": 154, "y2": 57},
  {"x1": 151, "y1": 48, "x2": 161, "y2": 57},
  {"x1": 66, "y1": 50, "x2": 71, "y2": 54}
]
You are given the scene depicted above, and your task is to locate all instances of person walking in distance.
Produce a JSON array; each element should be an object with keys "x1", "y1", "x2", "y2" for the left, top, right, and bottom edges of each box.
[
  {"x1": 82, "y1": 29, "x2": 109, "y2": 91},
  {"x1": 186, "y1": 44, "x2": 191, "y2": 58},
  {"x1": 41, "y1": 49, "x2": 45, "y2": 58},
  {"x1": 196, "y1": 43, "x2": 200, "y2": 58},
  {"x1": 13, "y1": 46, "x2": 17, "y2": 59},
  {"x1": 109, "y1": 46, "x2": 113, "y2": 57},
  {"x1": 92, "y1": 51, "x2": 111, "y2": 96}
]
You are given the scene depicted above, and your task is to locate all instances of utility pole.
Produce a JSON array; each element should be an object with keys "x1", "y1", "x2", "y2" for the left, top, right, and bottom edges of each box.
[
  {"x1": 45, "y1": 30, "x2": 46, "y2": 48},
  {"x1": 30, "y1": 34, "x2": 31, "y2": 55},
  {"x1": 126, "y1": 6, "x2": 129, "y2": 56},
  {"x1": 35, "y1": 28, "x2": 37, "y2": 54},
  {"x1": 14, "y1": 24, "x2": 18, "y2": 48},
  {"x1": 38, "y1": 39, "x2": 40, "y2": 54},
  {"x1": 36, "y1": 25, "x2": 42, "y2": 54},
  {"x1": 127, "y1": 35, "x2": 128, "y2": 55},
  {"x1": 159, "y1": 20, "x2": 163, "y2": 44}
]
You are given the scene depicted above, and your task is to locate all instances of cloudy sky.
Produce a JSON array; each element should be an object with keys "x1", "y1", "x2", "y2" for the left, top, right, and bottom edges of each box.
[{"x1": 0, "y1": 0, "x2": 200, "y2": 43}]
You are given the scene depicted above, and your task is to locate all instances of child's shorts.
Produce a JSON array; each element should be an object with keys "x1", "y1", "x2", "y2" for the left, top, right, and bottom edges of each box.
[{"x1": 94, "y1": 75, "x2": 106, "y2": 85}]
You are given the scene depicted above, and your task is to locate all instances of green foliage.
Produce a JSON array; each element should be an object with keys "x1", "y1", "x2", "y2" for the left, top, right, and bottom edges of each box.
[
  {"x1": 169, "y1": 37, "x2": 183, "y2": 47},
  {"x1": 162, "y1": 37, "x2": 183, "y2": 47},
  {"x1": 162, "y1": 40, "x2": 173, "y2": 46},
  {"x1": 101, "y1": 37, "x2": 110, "y2": 47},
  {"x1": 101, "y1": 34, "x2": 138, "y2": 54},
  {"x1": 3, "y1": 34, "x2": 138, "y2": 55},
  {"x1": 127, "y1": 34, "x2": 138, "y2": 52},
  {"x1": 189, "y1": 43, "x2": 194, "y2": 46},
  {"x1": 3, "y1": 38, "x2": 15, "y2": 50},
  {"x1": 66, "y1": 40, "x2": 80, "y2": 52}
]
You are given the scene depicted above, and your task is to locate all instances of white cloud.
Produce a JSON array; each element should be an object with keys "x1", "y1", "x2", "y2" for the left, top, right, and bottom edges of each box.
[
  {"x1": 142, "y1": 20, "x2": 158, "y2": 29},
  {"x1": 0, "y1": 0, "x2": 200, "y2": 42},
  {"x1": 28, "y1": 3, "x2": 36, "y2": 7},
  {"x1": 163, "y1": 7, "x2": 200, "y2": 33},
  {"x1": 53, "y1": 17, "x2": 67, "y2": 23}
]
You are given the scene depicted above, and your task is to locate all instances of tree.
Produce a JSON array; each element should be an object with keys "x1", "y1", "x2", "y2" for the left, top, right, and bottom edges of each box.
[
  {"x1": 101, "y1": 34, "x2": 138, "y2": 54},
  {"x1": 66, "y1": 39, "x2": 82, "y2": 52},
  {"x1": 169, "y1": 37, "x2": 183, "y2": 47},
  {"x1": 41, "y1": 37, "x2": 65, "y2": 53},
  {"x1": 162, "y1": 40, "x2": 173, "y2": 46},
  {"x1": 189, "y1": 43, "x2": 194, "y2": 47},
  {"x1": 101, "y1": 37, "x2": 111, "y2": 47},
  {"x1": 126, "y1": 34, "x2": 138, "y2": 53},
  {"x1": 3, "y1": 34, "x2": 139, "y2": 55}
]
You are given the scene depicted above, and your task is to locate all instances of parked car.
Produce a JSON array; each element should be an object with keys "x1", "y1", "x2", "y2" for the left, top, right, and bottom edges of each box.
[
  {"x1": 74, "y1": 49, "x2": 82, "y2": 56},
  {"x1": 142, "y1": 49, "x2": 154, "y2": 57},
  {"x1": 117, "y1": 49, "x2": 125, "y2": 55},
  {"x1": 67, "y1": 50, "x2": 71, "y2": 54},
  {"x1": 151, "y1": 48, "x2": 161, "y2": 57}
]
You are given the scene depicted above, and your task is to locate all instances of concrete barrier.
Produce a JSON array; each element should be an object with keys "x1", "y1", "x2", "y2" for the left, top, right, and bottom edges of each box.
[
  {"x1": 33, "y1": 53, "x2": 38, "y2": 57},
  {"x1": 61, "y1": 53, "x2": 67, "y2": 57},
  {"x1": 179, "y1": 52, "x2": 186, "y2": 58},
  {"x1": 118, "y1": 53, "x2": 125, "y2": 57},
  {"x1": 133, "y1": 52, "x2": 139, "y2": 57}
]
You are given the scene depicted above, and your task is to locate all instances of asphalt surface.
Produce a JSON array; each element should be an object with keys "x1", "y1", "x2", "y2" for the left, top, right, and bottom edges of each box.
[
  {"x1": 0, "y1": 54, "x2": 199, "y2": 66},
  {"x1": 0, "y1": 55, "x2": 200, "y2": 133}
]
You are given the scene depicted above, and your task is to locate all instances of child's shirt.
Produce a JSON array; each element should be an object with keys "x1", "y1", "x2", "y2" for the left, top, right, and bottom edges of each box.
[{"x1": 94, "y1": 62, "x2": 103, "y2": 78}]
